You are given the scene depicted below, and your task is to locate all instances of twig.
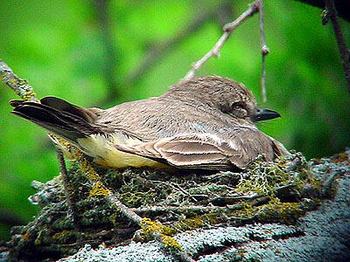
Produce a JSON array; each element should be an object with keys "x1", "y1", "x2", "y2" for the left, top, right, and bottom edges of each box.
[
  {"x1": 258, "y1": 0, "x2": 269, "y2": 102},
  {"x1": 323, "y1": 0, "x2": 350, "y2": 93},
  {"x1": 154, "y1": 180, "x2": 199, "y2": 203},
  {"x1": 183, "y1": 0, "x2": 260, "y2": 80},
  {"x1": 132, "y1": 204, "x2": 244, "y2": 214},
  {"x1": 107, "y1": 190, "x2": 143, "y2": 225},
  {"x1": 131, "y1": 196, "x2": 268, "y2": 215},
  {"x1": 56, "y1": 149, "x2": 81, "y2": 230},
  {"x1": 106, "y1": 192, "x2": 195, "y2": 262}
]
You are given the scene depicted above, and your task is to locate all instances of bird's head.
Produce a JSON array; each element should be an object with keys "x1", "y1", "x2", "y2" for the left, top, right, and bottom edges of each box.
[{"x1": 168, "y1": 76, "x2": 280, "y2": 124}]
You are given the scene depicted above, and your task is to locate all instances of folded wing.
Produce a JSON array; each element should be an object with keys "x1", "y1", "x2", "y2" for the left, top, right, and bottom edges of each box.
[{"x1": 115, "y1": 132, "x2": 279, "y2": 170}]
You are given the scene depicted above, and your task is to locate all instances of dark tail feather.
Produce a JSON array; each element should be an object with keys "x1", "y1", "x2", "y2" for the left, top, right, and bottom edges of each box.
[
  {"x1": 10, "y1": 97, "x2": 100, "y2": 143},
  {"x1": 40, "y1": 96, "x2": 98, "y2": 123}
]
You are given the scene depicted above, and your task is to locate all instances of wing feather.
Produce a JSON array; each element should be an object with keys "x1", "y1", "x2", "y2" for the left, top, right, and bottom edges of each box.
[
  {"x1": 116, "y1": 133, "x2": 241, "y2": 170},
  {"x1": 115, "y1": 130, "x2": 278, "y2": 170}
]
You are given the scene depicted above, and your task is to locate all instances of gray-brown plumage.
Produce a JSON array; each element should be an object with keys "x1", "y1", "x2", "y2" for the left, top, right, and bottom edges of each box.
[{"x1": 10, "y1": 76, "x2": 287, "y2": 171}]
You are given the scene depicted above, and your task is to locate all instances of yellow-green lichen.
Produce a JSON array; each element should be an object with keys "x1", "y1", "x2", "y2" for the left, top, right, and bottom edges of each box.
[
  {"x1": 140, "y1": 218, "x2": 176, "y2": 237},
  {"x1": 160, "y1": 234, "x2": 183, "y2": 251},
  {"x1": 89, "y1": 181, "x2": 111, "y2": 197},
  {"x1": 139, "y1": 218, "x2": 183, "y2": 251}
]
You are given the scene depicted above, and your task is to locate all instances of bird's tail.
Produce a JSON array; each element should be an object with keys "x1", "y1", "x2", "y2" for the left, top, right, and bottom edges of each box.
[{"x1": 10, "y1": 97, "x2": 100, "y2": 143}]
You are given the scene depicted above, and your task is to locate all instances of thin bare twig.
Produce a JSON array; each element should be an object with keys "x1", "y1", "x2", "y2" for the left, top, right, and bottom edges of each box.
[
  {"x1": 183, "y1": 0, "x2": 260, "y2": 80},
  {"x1": 56, "y1": 149, "x2": 81, "y2": 230},
  {"x1": 324, "y1": 0, "x2": 350, "y2": 93},
  {"x1": 258, "y1": 0, "x2": 269, "y2": 102}
]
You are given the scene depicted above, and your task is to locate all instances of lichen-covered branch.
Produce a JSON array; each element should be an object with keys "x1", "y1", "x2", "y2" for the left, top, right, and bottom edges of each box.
[
  {"x1": 0, "y1": 60, "x2": 37, "y2": 101},
  {"x1": 56, "y1": 149, "x2": 81, "y2": 231},
  {"x1": 183, "y1": 1, "x2": 260, "y2": 80}
]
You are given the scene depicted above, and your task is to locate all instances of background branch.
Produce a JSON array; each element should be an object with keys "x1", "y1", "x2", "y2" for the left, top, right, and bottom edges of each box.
[
  {"x1": 125, "y1": 8, "x2": 218, "y2": 86},
  {"x1": 258, "y1": 0, "x2": 269, "y2": 103},
  {"x1": 296, "y1": 0, "x2": 350, "y2": 22},
  {"x1": 93, "y1": 0, "x2": 120, "y2": 102},
  {"x1": 183, "y1": 0, "x2": 259, "y2": 81},
  {"x1": 323, "y1": 0, "x2": 350, "y2": 93}
]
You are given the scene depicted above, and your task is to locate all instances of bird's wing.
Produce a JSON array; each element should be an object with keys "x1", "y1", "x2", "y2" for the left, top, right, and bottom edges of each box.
[{"x1": 115, "y1": 132, "x2": 275, "y2": 170}]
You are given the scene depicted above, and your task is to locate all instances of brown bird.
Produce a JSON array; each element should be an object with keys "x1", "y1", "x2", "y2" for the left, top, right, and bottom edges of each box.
[{"x1": 10, "y1": 76, "x2": 287, "y2": 171}]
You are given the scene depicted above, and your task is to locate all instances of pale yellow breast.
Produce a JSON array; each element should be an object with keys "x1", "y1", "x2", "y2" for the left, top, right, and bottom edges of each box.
[{"x1": 76, "y1": 134, "x2": 166, "y2": 169}]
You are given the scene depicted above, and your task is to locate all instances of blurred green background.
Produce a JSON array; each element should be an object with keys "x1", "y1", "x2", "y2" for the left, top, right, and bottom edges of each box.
[{"x1": 0, "y1": 0, "x2": 349, "y2": 240}]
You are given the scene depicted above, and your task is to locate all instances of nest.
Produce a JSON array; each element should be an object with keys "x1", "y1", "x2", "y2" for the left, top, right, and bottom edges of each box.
[{"x1": 7, "y1": 152, "x2": 325, "y2": 261}]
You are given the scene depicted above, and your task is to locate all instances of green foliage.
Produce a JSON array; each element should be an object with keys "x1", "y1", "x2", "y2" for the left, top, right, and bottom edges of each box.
[{"x1": 0, "y1": 0, "x2": 349, "y2": 240}]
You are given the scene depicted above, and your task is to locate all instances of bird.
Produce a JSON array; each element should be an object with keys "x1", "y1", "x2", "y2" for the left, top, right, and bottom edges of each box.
[{"x1": 10, "y1": 76, "x2": 288, "y2": 171}]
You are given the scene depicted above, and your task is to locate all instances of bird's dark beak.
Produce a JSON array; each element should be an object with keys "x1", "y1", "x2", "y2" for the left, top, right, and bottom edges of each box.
[{"x1": 253, "y1": 108, "x2": 281, "y2": 122}]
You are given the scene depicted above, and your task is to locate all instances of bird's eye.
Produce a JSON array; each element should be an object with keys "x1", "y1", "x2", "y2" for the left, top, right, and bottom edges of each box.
[
  {"x1": 230, "y1": 102, "x2": 248, "y2": 118},
  {"x1": 230, "y1": 102, "x2": 244, "y2": 110}
]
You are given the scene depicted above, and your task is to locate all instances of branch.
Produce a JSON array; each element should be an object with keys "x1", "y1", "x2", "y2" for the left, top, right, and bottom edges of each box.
[
  {"x1": 258, "y1": 0, "x2": 269, "y2": 102},
  {"x1": 131, "y1": 197, "x2": 268, "y2": 215},
  {"x1": 125, "y1": 8, "x2": 217, "y2": 86},
  {"x1": 93, "y1": 0, "x2": 120, "y2": 103},
  {"x1": 323, "y1": 0, "x2": 350, "y2": 93},
  {"x1": 296, "y1": 0, "x2": 350, "y2": 22},
  {"x1": 0, "y1": 61, "x2": 37, "y2": 102},
  {"x1": 183, "y1": 0, "x2": 260, "y2": 81},
  {"x1": 56, "y1": 149, "x2": 81, "y2": 230}
]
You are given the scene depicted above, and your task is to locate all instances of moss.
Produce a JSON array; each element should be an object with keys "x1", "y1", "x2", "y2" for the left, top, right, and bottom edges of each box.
[
  {"x1": 52, "y1": 230, "x2": 77, "y2": 244},
  {"x1": 173, "y1": 217, "x2": 205, "y2": 231},
  {"x1": 257, "y1": 198, "x2": 304, "y2": 224},
  {"x1": 236, "y1": 159, "x2": 292, "y2": 196},
  {"x1": 77, "y1": 155, "x2": 101, "y2": 182},
  {"x1": 51, "y1": 217, "x2": 74, "y2": 231},
  {"x1": 230, "y1": 202, "x2": 255, "y2": 219},
  {"x1": 120, "y1": 191, "x2": 157, "y2": 207}
]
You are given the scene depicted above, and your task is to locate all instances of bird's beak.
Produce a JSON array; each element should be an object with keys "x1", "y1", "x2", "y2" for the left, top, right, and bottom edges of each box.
[{"x1": 253, "y1": 108, "x2": 281, "y2": 122}]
